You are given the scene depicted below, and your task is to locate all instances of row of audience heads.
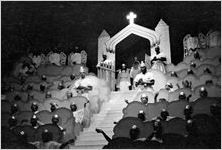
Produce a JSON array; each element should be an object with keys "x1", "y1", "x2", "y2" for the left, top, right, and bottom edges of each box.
[
  {"x1": 138, "y1": 86, "x2": 208, "y2": 105},
  {"x1": 8, "y1": 101, "x2": 80, "y2": 128},
  {"x1": 114, "y1": 103, "x2": 220, "y2": 142}
]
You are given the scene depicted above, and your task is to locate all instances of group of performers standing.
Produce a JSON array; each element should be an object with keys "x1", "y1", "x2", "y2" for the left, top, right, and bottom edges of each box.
[{"x1": 117, "y1": 46, "x2": 167, "y2": 92}]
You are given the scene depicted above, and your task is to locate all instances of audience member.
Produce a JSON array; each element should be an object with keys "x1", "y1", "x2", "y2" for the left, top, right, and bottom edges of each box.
[{"x1": 30, "y1": 129, "x2": 74, "y2": 149}]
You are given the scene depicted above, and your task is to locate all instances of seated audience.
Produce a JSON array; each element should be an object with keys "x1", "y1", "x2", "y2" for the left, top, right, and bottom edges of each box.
[{"x1": 30, "y1": 129, "x2": 74, "y2": 149}]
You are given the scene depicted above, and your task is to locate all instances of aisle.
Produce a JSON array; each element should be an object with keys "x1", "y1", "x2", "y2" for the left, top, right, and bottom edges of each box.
[{"x1": 72, "y1": 90, "x2": 137, "y2": 149}]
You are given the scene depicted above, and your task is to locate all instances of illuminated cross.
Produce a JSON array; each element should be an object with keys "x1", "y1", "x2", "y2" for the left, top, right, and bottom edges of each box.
[{"x1": 126, "y1": 12, "x2": 137, "y2": 24}]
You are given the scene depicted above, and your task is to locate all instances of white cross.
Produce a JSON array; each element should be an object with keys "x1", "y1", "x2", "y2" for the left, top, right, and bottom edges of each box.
[{"x1": 126, "y1": 12, "x2": 137, "y2": 24}]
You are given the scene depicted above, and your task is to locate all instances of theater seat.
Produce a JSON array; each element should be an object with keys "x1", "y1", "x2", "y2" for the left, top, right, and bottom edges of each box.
[
  {"x1": 167, "y1": 100, "x2": 189, "y2": 119},
  {"x1": 192, "y1": 97, "x2": 221, "y2": 115},
  {"x1": 162, "y1": 133, "x2": 186, "y2": 149},
  {"x1": 25, "y1": 75, "x2": 41, "y2": 83},
  {"x1": 2, "y1": 112, "x2": 11, "y2": 127},
  {"x1": 15, "y1": 111, "x2": 34, "y2": 126},
  {"x1": 35, "y1": 124, "x2": 63, "y2": 142},
  {"x1": 113, "y1": 117, "x2": 148, "y2": 139},
  {"x1": 133, "y1": 91, "x2": 155, "y2": 103},
  {"x1": 103, "y1": 137, "x2": 134, "y2": 149},
  {"x1": 192, "y1": 114, "x2": 220, "y2": 148},
  {"x1": 12, "y1": 125, "x2": 36, "y2": 142},
  {"x1": 162, "y1": 117, "x2": 187, "y2": 136},
  {"x1": 122, "y1": 101, "x2": 147, "y2": 118},
  {"x1": 2, "y1": 101, "x2": 11, "y2": 113},
  {"x1": 147, "y1": 102, "x2": 167, "y2": 120}
]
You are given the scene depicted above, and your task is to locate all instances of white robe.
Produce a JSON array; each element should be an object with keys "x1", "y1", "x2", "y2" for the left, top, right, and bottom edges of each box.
[
  {"x1": 151, "y1": 52, "x2": 166, "y2": 73},
  {"x1": 49, "y1": 53, "x2": 61, "y2": 66},
  {"x1": 117, "y1": 71, "x2": 131, "y2": 92},
  {"x1": 71, "y1": 53, "x2": 82, "y2": 64},
  {"x1": 32, "y1": 55, "x2": 42, "y2": 68}
]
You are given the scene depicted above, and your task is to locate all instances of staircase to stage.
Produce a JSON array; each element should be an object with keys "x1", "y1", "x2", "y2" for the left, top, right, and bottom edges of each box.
[{"x1": 72, "y1": 91, "x2": 137, "y2": 149}]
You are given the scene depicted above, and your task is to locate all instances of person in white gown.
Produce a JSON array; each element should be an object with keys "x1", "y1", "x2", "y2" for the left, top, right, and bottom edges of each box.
[
  {"x1": 130, "y1": 59, "x2": 141, "y2": 90},
  {"x1": 117, "y1": 64, "x2": 131, "y2": 92},
  {"x1": 134, "y1": 61, "x2": 155, "y2": 91},
  {"x1": 49, "y1": 52, "x2": 61, "y2": 66},
  {"x1": 151, "y1": 46, "x2": 167, "y2": 74}
]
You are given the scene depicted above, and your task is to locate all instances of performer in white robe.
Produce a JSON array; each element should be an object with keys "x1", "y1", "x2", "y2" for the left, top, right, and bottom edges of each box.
[
  {"x1": 151, "y1": 46, "x2": 167, "y2": 74},
  {"x1": 49, "y1": 53, "x2": 61, "y2": 66},
  {"x1": 130, "y1": 60, "x2": 141, "y2": 90},
  {"x1": 32, "y1": 55, "x2": 42, "y2": 68},
  {"x1": 117, "y1": 64, "x2": 131, "y2": 92},
  {"x1": 134, "y1": 61, "x2": 155, "y2": 92},
  {"x1": 132, "y1": 62, "x2": 155, "y2": 101},
  {"x1": 71, "y1": 53, "x2": 82, "y2": 65}
]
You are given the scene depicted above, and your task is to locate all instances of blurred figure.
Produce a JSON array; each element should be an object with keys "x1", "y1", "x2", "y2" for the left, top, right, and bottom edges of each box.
[
  {"x1": 134, "y1": 61, "x2": 155, "y2": 90},
  {"x1": 130, "y1": 60, "x2": 141, "y2": 90},
  {"x1": 117, "y1": 64, "x2": 131, "y2": 92},
  {"x1": 30, "y1": 129, "x2": 74, "y2": 149},
  {"x1": 138, "y1": 110, "x2": 146, "y2": 121},
  {"x1": 184, "y1": 105, "x2": 193, "y2": 121},
  {"x1": 151, "y1": 46, "x2": 167, "y2": 73},
  {"x1": 8, "y1": 116, "x2": 17, "y2": 130},
  {"x1": 199, "y1": 87, "x2": 208, "y2": 98},
  {"x1": 31, "y1": 102, "x2": 39, "y2": 114},
  {"x1": 50, "y1": 103, "x2": 58, "y2": 112}
]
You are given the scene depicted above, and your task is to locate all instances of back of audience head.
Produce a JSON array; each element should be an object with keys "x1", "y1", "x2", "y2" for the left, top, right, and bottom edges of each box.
[
  {"x1": 11, "y1": 103, "x2": 18, "y2": 115},
  {"x1": 19, "y1": 131, "x2": 28, "y2": 142},
  {"x1": 165, "y1": 83, "x2": 173, "y2": 91},
  {"x1": 184, "y1": 105, "x2": 193, "y2": 120},
  {"x1": 50, "y1": 103, "x2": 57, "y2": 112},
  {"x1": 46, "y1": 91, "x2": 52, "y2": 98},
  {"x1": 8, "y1": 116, "x2": 17, "y2": 128},
  {"x1": 179, "y1": 92, "x2": 186, "y2": 101},
  {"x1": 129, "y1": 125, "x2": 140, "y2": 140},
  {"x1": 138, "y1": 110, "x2": 146, "y2": 121},
  {"x1": 42, "y1": 129, "x2": 53, "y2": 143},
  {"x1": 30, "y1": 115, "x2": 38, "y2": 127},
  {"x1": 70, "y1": 103, "x2": 77, "y2": 112},
  {"x1": 153, "y1": 119, "x2": 162, "y2": 140},
  {"x1": 40, "y1": 84, "x2": 46, "y2": 92},
  {"x1": 199, "y1": 87, "x2": 208, "y2": 98},
  {"x1": 204, "y1": 68, "x2": 212, "y2": 74},
  {"x1": 187, "y1": 68, "x2": 194, "y2": 75},
  {"x1": 70, "y1": 74, "x2": 75, "y2": 80},
  {"x1": 194, "y1": 51, "x2": 200, "y2": 59},
  {"x1": 190, "y1": 61, "x2": 196, "y2": 68},
  {"x1": 186, "y1": 119, "x2": 198, "y2": 136},
  {"x1": 170, "y1": 71, "x2": 178, "y2": 77},
  {"x1": 67, "y1": 92, "x2": 73, "y2": 99},
  {"x1": 210, "y1": 103, "x2": 220, "y2": 118},
  {"x1": 160, "y1": 109, "x2": 169, "y2": 121},
  {"x1": 52, "y1": 114, "x2": 59, "y2": 125},
  {"x1": 31, "y1": 102, "x2": 38, "y2": 113},
  {"x1": 41, "y1": 75, "x2": 47, "y2": 81}
]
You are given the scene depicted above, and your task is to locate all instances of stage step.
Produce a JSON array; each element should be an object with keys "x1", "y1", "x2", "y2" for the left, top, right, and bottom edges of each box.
[{"x1": 73, "y1": 91, "x2": 137, "y2": 148}]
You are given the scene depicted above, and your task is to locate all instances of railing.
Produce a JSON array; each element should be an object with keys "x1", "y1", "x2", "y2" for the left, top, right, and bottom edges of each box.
[{"x1": 97, "y1": 62, "x2": 116, "y2": 91}]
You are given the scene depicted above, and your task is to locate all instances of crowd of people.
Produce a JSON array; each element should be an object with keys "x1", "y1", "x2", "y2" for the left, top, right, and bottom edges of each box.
[
  {"x1": 117, "y1": 46, "x2": 167, "y2": 92},
  {"x1": 1, "y1": 42, "x2": 221, "y2": 149}
]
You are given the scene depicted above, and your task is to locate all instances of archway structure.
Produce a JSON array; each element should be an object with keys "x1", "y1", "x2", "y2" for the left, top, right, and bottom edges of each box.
[{"x1": 97, "y1": 12, "x2": 171, "y2": 90}]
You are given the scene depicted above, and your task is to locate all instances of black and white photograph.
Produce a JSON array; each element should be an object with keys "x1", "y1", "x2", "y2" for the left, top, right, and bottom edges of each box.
[{"x1": 1, "y1": 1, "x2": 221, "y2": 149}]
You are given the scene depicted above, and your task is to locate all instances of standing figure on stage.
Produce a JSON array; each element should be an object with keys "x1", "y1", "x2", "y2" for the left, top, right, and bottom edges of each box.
[
  {"x1": 117, "y1": 64, "x2": 131, "y2": 92},
  {"x1": 130, "y1": 60, "x2": 141, "y2": 90},
  {"x1": 134, "y1": 61, "x2": 155, "y2": 91},
  {"x1": 151, "y1": 46, "x2": 167, "y2": 74}
]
